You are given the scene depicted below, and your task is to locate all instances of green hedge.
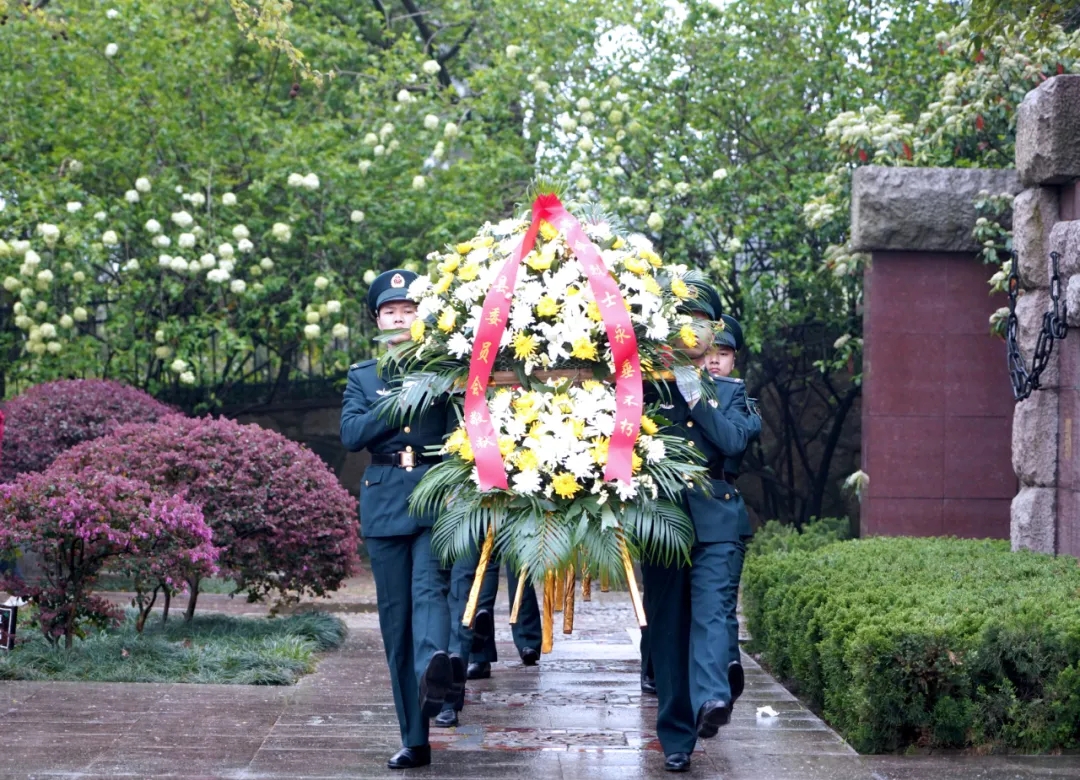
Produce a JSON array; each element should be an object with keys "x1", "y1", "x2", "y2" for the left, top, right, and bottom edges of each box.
[{"x1": 743, "y1": 537, "x2": 1080, "y2": 753}]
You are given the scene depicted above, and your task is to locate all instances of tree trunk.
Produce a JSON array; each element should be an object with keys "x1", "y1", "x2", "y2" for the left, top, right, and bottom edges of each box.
[
  {"x1": 184, "y1": 577, "x2": 201, "y2": 623},
  {"x1": 806, "y1": 384, "x2": 861, "y2": 524},
  {"x1": 162, "y1": 588, "x2": 171, "y2": 624}
]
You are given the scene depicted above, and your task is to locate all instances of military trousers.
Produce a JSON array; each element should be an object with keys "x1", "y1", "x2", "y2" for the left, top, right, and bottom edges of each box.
[
  {"x1": 641, "y1": 540, "x2": 740, "y2": 756},
  {"x1": 365, "y1": 529, "x2": 451, "y2": 748},
  {"x1": 726, "y1": 541, "x2": 747, "y2": 668},
  {"x1": 448, "y1": 540, "x2": 542, "y2": 663}
]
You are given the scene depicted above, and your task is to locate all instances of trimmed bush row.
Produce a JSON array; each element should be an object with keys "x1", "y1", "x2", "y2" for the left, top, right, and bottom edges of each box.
[{"x1": 743, "y1": 536, "x2": 1080, "y2": 753}]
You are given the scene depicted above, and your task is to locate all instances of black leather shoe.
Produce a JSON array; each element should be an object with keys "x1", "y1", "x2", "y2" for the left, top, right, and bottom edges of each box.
[
  {"x1": 520, "y1": 647, "x2": 540, "y2": 666},
  {"x1": 419, "y1": 651, "x2": 453, "y2": 718},
  {"x1": 448, "y1": 654, "x2": 466, "y2": 709},
  {"x1": 696, "y1": 699, "x2": 731, "y2": 738},
  {"x1": 433, "y1": 708, "x2": 458, "y2": 728},
  {"x1": 664, "y1": 752, "x2": 691, "y2": 772},
  {"x1": 470, "y1": 608, "x2": 494, "y2": 654},
  {"x1": 466, "y1": 661, "x2": 491, "y2": 680},
  {"x1": 641, "y1": 673, "x2": 657, "y2": 695},
  {"x1": 728, "y1": 661, "x2": 745, "y2": 704},
  {"x1": 387, "y1": 745, "x2": 431, "y2": 769}
]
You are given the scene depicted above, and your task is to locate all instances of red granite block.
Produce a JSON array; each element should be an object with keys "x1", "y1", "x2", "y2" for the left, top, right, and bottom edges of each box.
[
  {"x1": 1057, "y1": 489, "x2": 1080, "y2": 558},
  {"x1": 864, "y1": 331, "x2": 946, "y2": 417},
  {"x1": 867, "y1": 252, "x2": 950, "y2": 334},
  {"x1": 942, "y1": 498, "x2": 1011, "y2": 539},
  {"x1": 943, "y1": 416, "x2": 1015, "y2": 499},
  {"x1": 944, "y1": 335, "x2": 1014, "y2": 418},
  {"x1": 864, "y1": 415, "x2": 944, "y2": 499},
  {"x1": 1058, "y1": 389, "x2": 1080, "y2": 491},
  {"x1": 1061, "y1": 181, "x2": 1080, "y2": 222},
  {"x1": 943, "y1": 259, "x2": 1006, "y2": 334},
  {"x1": 862, "y1": 497, "x2": 943, "y2": 537}
]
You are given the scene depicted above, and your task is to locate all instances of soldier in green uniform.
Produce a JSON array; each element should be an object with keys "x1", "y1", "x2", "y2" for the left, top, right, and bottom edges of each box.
[
  {"x1": 340, "y1": 270, "x2": 465, "y2": 769},
  {"x1": 700, "y1": 313, "x2": 762, "y2": 713},
  {"x1": 640, "y1": 282, "x2": 752, "y2": 773}
]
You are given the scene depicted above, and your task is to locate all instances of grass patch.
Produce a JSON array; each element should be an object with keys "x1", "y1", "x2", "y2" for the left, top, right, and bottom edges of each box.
[{"x1": 0, "y1": 611, "x2": 347, "y2": 685}]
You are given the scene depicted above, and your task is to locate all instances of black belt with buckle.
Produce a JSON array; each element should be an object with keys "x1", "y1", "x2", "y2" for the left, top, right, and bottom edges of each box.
[
  {"x1": 370, "y1": 450, "x2": 439, "y2": 469},
  {"x1": 709, "y1": 465, "x2": 739, "y2": 483}
]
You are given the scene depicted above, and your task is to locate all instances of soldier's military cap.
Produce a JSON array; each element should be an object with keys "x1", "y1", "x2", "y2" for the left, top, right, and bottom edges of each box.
[
  {"x1": 367, "y1": 269, "x2": 419, "y2": 318},
  {"x1": 679, "y1": 279, "x2": 724, "y2": 322},
  {"x1": 717, "y1": 313, "x2": 744, "y2": 351}
]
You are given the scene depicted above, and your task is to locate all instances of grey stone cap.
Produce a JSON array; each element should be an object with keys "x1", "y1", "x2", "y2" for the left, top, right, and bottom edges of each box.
[
  {"x1": 851, "y1": 166, "x2": 1020, "y2": 252},
  {"x1": 1017, "y1": 75, "x2": 1080, "y2": 187}
]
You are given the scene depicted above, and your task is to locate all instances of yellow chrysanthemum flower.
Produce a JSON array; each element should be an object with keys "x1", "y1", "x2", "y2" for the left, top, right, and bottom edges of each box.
[
  {"x1": 632, "y1": 452, "x2": 643, "y2": 474},
  {"x1": 539, "y1": 221, "x2": 559, "y2": 241},
  {"x1": 536, "y1": 296, "x2": 561, "y2": 318},
  {"x1": 445, "y1": 426, "x2": 467, "y2": 453},
  {"x1": 670, "y1": 277, "x2": 690, "y2": 299},
  {"x1": 458, "y1": 262, "x2": 480, "y2": 282},
  {"x1": 513, "y1": 392, "x2": 539, "y2": 411},
  {"x1": 513, "y1": 332, "x2": 537, "y2": 360},
  {"x1": 410, "y1": 319, "x2": 426, "y2": 342},
  {"x1": 571, "y1": 418, "x2": 586, "y2": 439},
  {"x1": 455, "y1": 241, "x2": 473, "y2": 255},
  {"x1": 516, "y1": 449, "x2": 539, "y2": 472},
  {"x1": 586, "y1": 301, "x2": 603, "y2": 322},
  {"x1": 679, "y1": 323, "x2": 698, "y2": 348},
  {"x1": 582, "y1": 380, "x2": 603, "y2": 392},
  {"x1": 516, "y1": 407, "x2": 540, "y2": 426},
  {"x1": 476, "y1": 236, "x2": 494, "y2": 248},
  {"x1": 612, "y1": 237, "x2": 626, "y2": 250},
  {"x1": 527, "y1": 245, "x2": 555, "y2": 272},
  {"x1": 437, "y1": 308, "x2": 457, "y2": 333},
  {"x1": 643, "y1": 275, "x2": 662, "y2": 296},
  {"x1": 498, "y1": 436, "x2": 516, "y2": 457},
  {"x1": 640, "y1": 415, "x2": 659, "y2": 436},
  {"x1": 554, "y1": 394, "x2": 574, "y2": 414},
  {"x1": 459, "y1": 438, "x2": 475, "y2": 463},
  {"x1": 590, "y1": 437, "x2": 609, "y2": 466},
  {"x1": 641, "y1": 249, "x2": 662, "y2": 267},
  {"x1": 433, "y1": 273, "x2": 454, "y2": 295},
  {"x1": 571, "y1": 337, "x2": 598, "y2": 361},
  {"x1": 624, "y1": 256, "x2": 649, "y2": 275},
  {"x1": 566, "y1": 285, "x2": 581, "y2": 297},
  {"x1": 438, "y1": 255, "x2": 460, "y2": 274},
  {"x1": 551, "y1": 472, "x2": 582, "y2": 499},
  {"x1": 528, "y1": 421, "x2": 543, "y2": 440}
]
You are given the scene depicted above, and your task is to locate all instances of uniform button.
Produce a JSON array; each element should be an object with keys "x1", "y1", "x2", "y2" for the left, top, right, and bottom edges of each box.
[
  {"x1": 688, "y1": 441, "x2": 695, "y2": 448},
  {"x1": 724, "y1": 493, "x2": 731, "y2": 500},
  {"x1": 405, "y1": 445, "x2": 413, "y2": 452},
  {"x1": 686, "y1": 420, "x2": 694, "y2": 428},
  {"x1": 404, "y1": 426, "x2": 412, "y2": 433},
  {"x1": 365, "y1": 480, "x2": 369, "y2": 487},
  {"x1": 406, "y1": 466, "x2": 413, "y2": 473}
]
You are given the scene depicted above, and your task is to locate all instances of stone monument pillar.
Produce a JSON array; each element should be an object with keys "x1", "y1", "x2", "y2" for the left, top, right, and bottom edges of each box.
[
  {"x1": 851, "y1": 166, "x2": 1020, "y2": 538},
  {"x1": 1011, "y1": 75, "x2": 1080, "y2": 554}
]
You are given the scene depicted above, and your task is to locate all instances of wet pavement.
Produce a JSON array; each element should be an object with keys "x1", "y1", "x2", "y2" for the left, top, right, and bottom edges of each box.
[{"x1": 3, "y1": 573, "x2": 1080, "y2": 778}]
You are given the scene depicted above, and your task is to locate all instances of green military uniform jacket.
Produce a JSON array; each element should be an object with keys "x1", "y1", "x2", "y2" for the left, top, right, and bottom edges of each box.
[
  {"x1": 340, "y1": 360, "x2": 451, "y2": 538},
  {"x1": 721, "y1": 386, "x2": 761, "y2": 538}
]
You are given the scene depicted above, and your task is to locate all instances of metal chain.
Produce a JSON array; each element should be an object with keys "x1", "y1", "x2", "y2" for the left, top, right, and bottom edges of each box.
[{"x1": 1006, "y1": 251, "x2": 1068, "y2": 402}]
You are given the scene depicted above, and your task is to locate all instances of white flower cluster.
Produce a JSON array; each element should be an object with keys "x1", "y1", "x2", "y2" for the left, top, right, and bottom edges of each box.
[{"x1": 443, "y1": 381, "x2": 667, "y2": 503}]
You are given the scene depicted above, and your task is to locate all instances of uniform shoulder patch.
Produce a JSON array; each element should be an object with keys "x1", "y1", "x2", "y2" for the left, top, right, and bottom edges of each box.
[{"x1": 349, "y1": 359, "x2": 378, "y2": 371}]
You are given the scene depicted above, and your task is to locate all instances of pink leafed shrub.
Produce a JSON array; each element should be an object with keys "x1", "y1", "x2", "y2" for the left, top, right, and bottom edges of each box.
[
  {"x1": 50, "y1": 415, "x2": 360, "y2": 618},
  {"x1": 0, "y1": 380, "x2": 176, "y2": 481},
  {"x1": 0, "y1": 470, "x2": 216, "y2": 647}
]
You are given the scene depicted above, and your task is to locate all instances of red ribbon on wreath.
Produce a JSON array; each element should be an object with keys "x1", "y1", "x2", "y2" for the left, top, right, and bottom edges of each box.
[{"x1": 463, "y1": 193, "x2": 643, "y2": 491}]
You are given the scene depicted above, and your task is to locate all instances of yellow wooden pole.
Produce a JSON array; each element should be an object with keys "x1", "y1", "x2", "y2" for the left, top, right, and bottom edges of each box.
[
  {"x1": 462, "y1": 526, "x2": 495, "y2": 628},
  {"x1": 562, "y1": 566, "x2": 576, "y2": 635},
  {"x1": 542, "y1": 569, "x2": 555, "y2": 654}
]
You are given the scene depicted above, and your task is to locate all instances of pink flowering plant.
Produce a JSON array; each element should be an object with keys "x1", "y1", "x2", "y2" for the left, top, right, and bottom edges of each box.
[
  {"x1": 0, "y1": 379, "x2": 176, "y2": 481},
  {"x1": 51, "y1": 415, "x2": 360, "y2": 618},
  {"x1": 0, "y1": 470, "x2": 216, "y2": 648}
]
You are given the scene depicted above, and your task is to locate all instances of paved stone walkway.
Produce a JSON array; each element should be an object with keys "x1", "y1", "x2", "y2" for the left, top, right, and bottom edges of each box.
[{"x1": 3, "y1": 574, "x2": 1080, "y2": 779}]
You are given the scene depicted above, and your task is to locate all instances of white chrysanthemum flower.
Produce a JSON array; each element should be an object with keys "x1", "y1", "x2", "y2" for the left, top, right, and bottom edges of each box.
[
  {"x1": 73, "y1": 306, "x2": 89, "y2": 322},
  {"x1": 102, "y1": 230, "x2": 119, "y2": 246},
  {"x1": 222, "y1": 192, "x2": 237, "y2": 206},
  {"x1": 412, "y1": 175, "x2": 426, "y2": 191},
  {"x1": 326, "y1": 300, "x2": 342, "y2": 314},
  {"x1": 218, "y1": 242, "x2": 235, "y2": 258},
  {"x1": 170, "y1": 358, "x2": 188, "y2": 373},
  {"x1": 314, "y1": 275, "x2": 329, "y2": 290},
  {"x1": 444, "y1": 122, "x2": 459, "y2": 139},
  {"x1": 350, "y1": 210, "x2": 365, "y2": 224},
  {"x1": 422, "y1": 59, "x2": 441, "y2": 75},
  {"x1": 446, "y1": 332, "x2": 472, "y2": 358},
  {"x1": 332, "y1": 323, "x2": 349, "y2": 339},
  {"x1": 302, "y1": 173, "x2": 320, "y2": 190},
  {"x1": 271, "y1": 223, "x2": 291, "y2": 242},
  {"x1": 59, "y1": 314, "x2": 74, "y2": 329},
  {"x1": 230, "y1": 279, "x2": 247, "y2": 294},
  {"x1": 512, "y1": 469, "x2": 543, "y2": 495},
  {"x1": 363, "y1": 269, "x2": 377, "y2": 285},
  {"x1": 645, "y1": 437, "x2": 667, "y2": 463},
  {"x1": 178, "y1": 233, "x2": 196, "y2": 249},
  {"x1": 105, "y1": 43, "x2": 118, "y2": 58},
  {"x1": 423, "y1": 114, "x2": 439, "y2": 131},
  {"x1": 171, "y1": 211, "x2": 193, "y2": 228},
  {"x1": 144, "y1": 219, "x2": 161, "y2": 234},
  {"x1": 153, "y1": 234, "x2": 171, "y2": 248},
  {"x1": 358, "y1": 160, "x2": 372, "y2": 174},
  {"x1": 66, "y1": 201, "x2": 82, "y2": 213},
  {"x1": 232, "y1": 224, "x2": 250, "y2": 241},
  {"x1": 303, "y1": 323, "x2": 321, "y2": 340},
  {"x1": 179, "y1": 371, "x2": 196, "y2": 385},
  {"x1": 237, "y1": 238, "x2": 254, "y2": 253},
  {"x1": 287, "y1": 172, "x2": 304, "y2": 187},
  {"x1": 259, "y1": 257, "x2": 274, "y2": 271},
  {"x1": 206, "y1": 268, "x2": 230, "y2": 283}
]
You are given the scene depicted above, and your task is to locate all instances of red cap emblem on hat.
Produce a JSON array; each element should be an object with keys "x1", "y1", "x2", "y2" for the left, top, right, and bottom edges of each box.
[{"x1": 390, "y1": 273, "x2": 405, "y2": 288}]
